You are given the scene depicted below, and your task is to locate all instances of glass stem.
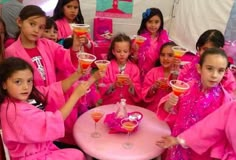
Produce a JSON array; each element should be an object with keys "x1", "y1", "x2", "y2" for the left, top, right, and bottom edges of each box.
[{"x1": 94, "y1": 122, "x2": 97, "y2": 133}]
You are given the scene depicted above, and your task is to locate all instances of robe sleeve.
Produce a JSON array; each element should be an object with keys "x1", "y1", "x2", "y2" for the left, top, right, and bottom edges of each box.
[{"x1": 178, "y1": 102, "x2": 234, "y2": 155}]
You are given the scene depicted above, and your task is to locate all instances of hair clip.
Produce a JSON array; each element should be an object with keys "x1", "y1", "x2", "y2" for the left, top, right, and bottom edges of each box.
[{"x1": 142, "y1": 8, "x2": 151, "y2": 19}]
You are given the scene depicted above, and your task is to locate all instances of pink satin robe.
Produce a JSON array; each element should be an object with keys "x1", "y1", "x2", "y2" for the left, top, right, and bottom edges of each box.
[
  {"x1": 137, "y1": 29, "x2": 169, "y2": 81},
  {"x1": 163, "y1": 81, "x2": 232, "y2": 160},
  {"x1": 55, "y1": 18, "x2": 73, "y2": 39},
  {"x1": 99, "y1": 60, "x2": 141, "y2": 105},
  {"x1": 179, "y1": 101, "x2": 236, "y2": 160},
  {"x1": 142, "y1": 66, "x2": 172, "y2": 112},
  {"x1": 0, "y1": 82, "x2": 84, "y2": 160}
]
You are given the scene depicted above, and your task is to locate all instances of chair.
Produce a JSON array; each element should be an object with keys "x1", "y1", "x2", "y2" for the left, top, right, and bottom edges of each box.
[{"x1": 0, "y1": 129, "x2": 10, "y2": 160}]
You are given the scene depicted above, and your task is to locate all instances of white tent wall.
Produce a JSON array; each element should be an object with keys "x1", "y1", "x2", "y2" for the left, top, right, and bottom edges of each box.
[
  {"x1": 23, "y1": 0, "x2": 174, "y2": 38},
  {"x1": 169, "y1": 0, "x2": 234, "y2": 53},
  {"x1": 15, "y1": 0, "x2": 236, "y2": 53}
]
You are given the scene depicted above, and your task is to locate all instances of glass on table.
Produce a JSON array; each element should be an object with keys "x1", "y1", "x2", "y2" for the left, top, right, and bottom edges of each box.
[
  {"x1": 121, "y1": 118, "x2": 138, "y2": 149},
  {"x1": 90, "y1": 108, "x2": 104, "y2": 138},
  {"x1": 94, "y1": 60, "x2": 110, "y2": 87}
]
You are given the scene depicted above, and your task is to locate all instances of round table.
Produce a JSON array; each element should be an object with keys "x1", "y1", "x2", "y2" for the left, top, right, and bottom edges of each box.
[{"x1": 73, "y1": 104, "x2": 170, "y2": 160}]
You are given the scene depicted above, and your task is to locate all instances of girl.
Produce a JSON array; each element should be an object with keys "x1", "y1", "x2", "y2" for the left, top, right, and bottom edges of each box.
[
  {"x1": 0, "y1": 57, "x2": 97, "y2": 159},
  {"x1": 42, "y1": 16, "x2": 58, "y2": 42},
  {"x1": 158, "y1": 48, "x2": 232, "y2": 160},
  {"x1": 99, "y1": 33, "x2": 141, "y2": 105},
  {"x1": 53, "y1": 0, "x2": 84, "y2": 39},
  {"x1": 4, "y1": 5, "x2": 97, "y2": 147},
  {"x1": 142, "y1": 42, "x2": 176, "y2": 112},
  {"x1": 157, "y1": 100, "x2": 236, "y2": 160},
  {"x1": 133, "y1": 8, "x2": 169, "y2": 81},
  {"x1": 178, "y1": 29, "x2": 236, "y2": 94},
  {"x1": 53, "y1": 0, "x2": 94, "y2": 62}
]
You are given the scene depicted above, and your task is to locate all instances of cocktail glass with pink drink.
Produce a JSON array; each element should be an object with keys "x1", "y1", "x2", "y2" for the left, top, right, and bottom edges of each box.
[
  {"x1": 94, "y1": 60, "x2": 110, "y2": 87},
  {"x1": 91, "y1": 108, "x2": 104, "y2": 138},
  {"x1": 121, "y1": 118, "x2": 138, "y2": 149}
]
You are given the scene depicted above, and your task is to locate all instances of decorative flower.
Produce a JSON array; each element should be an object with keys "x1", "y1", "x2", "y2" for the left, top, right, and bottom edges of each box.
[{"x1": 142, "y1": 8, "x2": 151, "y2": 19}]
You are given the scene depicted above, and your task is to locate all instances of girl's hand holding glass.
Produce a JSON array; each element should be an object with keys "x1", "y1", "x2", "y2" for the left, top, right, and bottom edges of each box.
[
  {"x1": 164, "y1": 93, "x2": 179, "y2": 113},
  {"x1": 74, "y1": 81, "x2": 91, "y2": 97}
]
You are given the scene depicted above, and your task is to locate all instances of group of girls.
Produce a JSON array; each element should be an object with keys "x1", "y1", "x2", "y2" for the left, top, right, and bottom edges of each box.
[{"x1": 0, "y1": 0, "x2": 235, "y2": 160}]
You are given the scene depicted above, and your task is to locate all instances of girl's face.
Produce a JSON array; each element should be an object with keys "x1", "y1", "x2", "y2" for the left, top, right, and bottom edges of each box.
[
  {"x1": 160, "y1": 45, "x2": 175, "y2": 69},
  {"x1": 42, "y1": 27, "x2": 58, "y2": 42},
  {"x1": 112, "y1": 41, "x2": 130, "y2": 65},
  {"x1": 17, "y1": 16, "x2": 46, "y2": 46},
  {"x1": 198, "y1": 41, "x2": 215, "y2": 56},
  {"x1": 146, "y1": 15, "x2": 161, "y2": 36},
  {"x1": 3, "y1": 69, "x2": 33, "y2": 102},
  {"x1": 63, "y1": 0, "x2": 79, "y2": 23},
  {"x1": 197, "y1": 54, "x2": 227, "y2": 89}
]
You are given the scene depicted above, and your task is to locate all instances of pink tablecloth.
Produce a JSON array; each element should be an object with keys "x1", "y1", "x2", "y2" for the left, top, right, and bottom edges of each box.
[{"x1": 73, "y1": 104, "x2": 170, "y2": 160}]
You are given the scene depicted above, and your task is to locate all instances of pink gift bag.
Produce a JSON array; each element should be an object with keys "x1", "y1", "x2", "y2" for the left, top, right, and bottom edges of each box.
[{"x1": 93, "y1": 17, "x2": 113, "y2": 41}]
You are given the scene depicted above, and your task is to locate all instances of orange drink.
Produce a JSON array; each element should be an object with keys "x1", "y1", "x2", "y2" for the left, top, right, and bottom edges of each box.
[
  {"x1": 172, "y1": 46, "x2": 187, "y2": 58},
  {"x1": 90, "y1": 108, "x2": 104, "y2": 138},
  {"x1": 121, "y1": 119, "x2": 138, "y2": 149},
  {"x1": 77, "y1": 52, "x2": 96, "y2": 72},
  {"x1": 91, "y1": 111, "x2": 104, "y2": 122},
  {"x1": 135, "y1": 35, "x2": 146, "y2": 46},
  {"x1": 94, "y1": 60, "x2": 110, "y2": 72},
  {"x1": 122, "y1": 121, "x2": 137, "y2": 132},
  {"x1": 116, "y1": 74, "x2": 129, "y2": 85},
  {"x1": 72, "y1": 24, "x2": 90, "y2": 37},
  {"x1": 169, "y1": 80, "x2": 189, "y2": 96}
]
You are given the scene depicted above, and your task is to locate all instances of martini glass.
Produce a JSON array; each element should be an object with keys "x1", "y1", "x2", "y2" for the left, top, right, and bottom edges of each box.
[
  {"x1": 169, "y1": 46, "x2": 188, "y2": 81},
  {"x1": 116, "y1": 73, "x2": 129, "y2": 99},
  {"x1": 72, "y1": 24, "x2": 90, "y2": 52},
  {"x1": 94, "y1": 60, "x2": 110, "y2": 87},
  {"x1": 90, "y1": 108, "x2": 104, "y2": 138},
  {"x1": 77, "y1": 52, "x2": 96, "y2": 75},
  {"x1": 121, "y1": 118, "x2": 138, "y2": 149},
  {"x1": 168, "y1": 80, "x2": 189, "y2": 114},
  {"x1": 134, "y1": 35, "x2": 146, "y2": 46}
]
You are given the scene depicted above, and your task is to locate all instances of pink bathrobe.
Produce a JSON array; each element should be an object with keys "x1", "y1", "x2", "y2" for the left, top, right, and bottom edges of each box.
[
  {"x1": 4, "y1": 38, "x2": 83, "y2": 145},
  {"x1": 178, "y1": 55, "x2": 236, "y2": 94},
  {"x1": 137, "y1": 29, "x2": 169, "y2": 81},
  {"x1": 178, "y1": 101, "x2": 236, "y2": 160},
  {"x1": 163, "y1": 81, "x2": 232, "y2": 160},
  {"x1": 142, "y1": 66, "x2": 172, "y2": 112},
  {"x1": 0, "y1": 82, "x2": 84, "y2": 160},
  {"x1": 5, "y1": 37, "x2": 76, "y2": 86},
  {"x1": 55, "y1": 18, "x2": 73, "y2": 39},
  {"x1": 99, "y1": 60, "x2": 141, "y2": 105}
]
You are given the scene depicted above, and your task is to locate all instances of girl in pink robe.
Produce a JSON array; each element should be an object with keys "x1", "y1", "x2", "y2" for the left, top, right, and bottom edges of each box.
[
  {"x1": 178, "y1": 29, "x2": 236, "y2": 95},
  {"x1": 142, "y1": 42, "x2": 176, "y2": 112},
  {"x1": 157, "y1": 48, "x2": 232, "y2": 160},
  {"x1": 53, "y1": 0, "x2": 94, "y2": 59},
  {"x1": 99, "y1": 33, "x2": 142, "y2": 105},
  {"x1": 0, "y1": 57, "x2": 95, "y2": 160},
  {"x1": 133, "y1": 8, "x2": 169, "y2": 81},
  {"x1": 157, "y1": 100, "x2": 236, "y2": 160},
  {"x1": 4, "y1": 5, "x2": 96, "y2": 147},
  {"x1": 53, "y1": 0, "x2": 84, "y2": 39}
]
